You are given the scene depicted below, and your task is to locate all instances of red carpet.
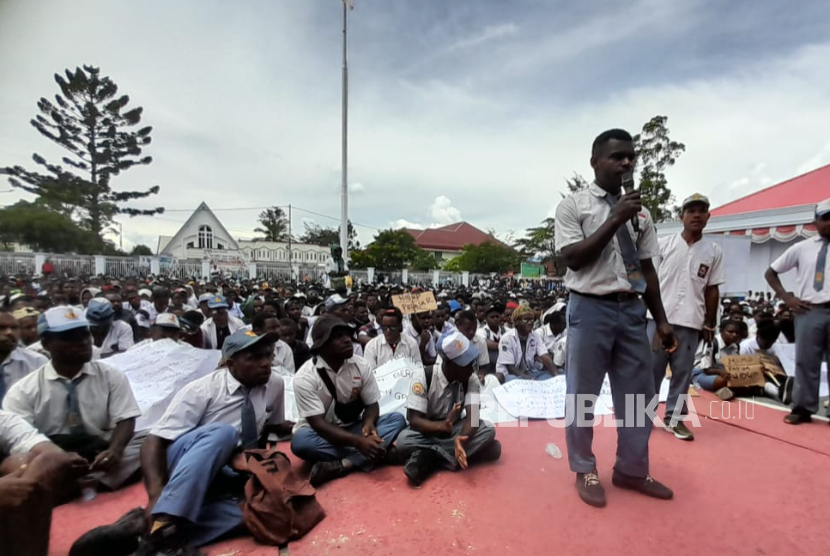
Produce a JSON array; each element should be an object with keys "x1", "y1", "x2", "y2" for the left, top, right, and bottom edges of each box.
[{"x1": 50, "y1": 402, "x2": 829, "y2": 556}]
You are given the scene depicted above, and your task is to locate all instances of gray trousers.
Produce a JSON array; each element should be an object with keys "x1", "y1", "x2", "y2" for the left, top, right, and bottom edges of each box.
[
  {"x1": 648, "y1": 321, "x2": 700, "y2": 419},
  {"x1": 565, "y1": 294, "x2": 653, "y2": 477},
  {"x1": 396, "y1": 421, "x2": 496, "y2": 470},
  {"x1": 793, "y1": 306, "x2": 830, "y2": 414},
  {"x1": 99, "y1": 431, "x2": 148, "y2": 490}
]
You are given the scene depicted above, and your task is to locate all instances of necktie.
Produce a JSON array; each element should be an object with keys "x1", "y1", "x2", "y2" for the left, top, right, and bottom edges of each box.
[
  {"x1": 604, "y1": 194, "x2": 647, "y2": 294},
  {"x1": 815, "y1": 239, "x2": 828, "y2": 292},
  {"x1": 240, "y1": 388, "x2": 258, "y2": 449},
  {"x1": 63, "y1": 375, "x2": 87, "y2": 435}
]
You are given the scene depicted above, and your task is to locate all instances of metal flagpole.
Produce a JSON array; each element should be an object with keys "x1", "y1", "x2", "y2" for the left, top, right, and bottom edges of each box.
[{"x1": 339, "y1": 0, "x2": 351, "y2": 260}]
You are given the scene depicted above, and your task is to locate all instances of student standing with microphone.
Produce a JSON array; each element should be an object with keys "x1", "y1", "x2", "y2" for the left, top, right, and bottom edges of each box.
[{"x1": 555, "y1": 129, "x2": 678, "y2": 508}]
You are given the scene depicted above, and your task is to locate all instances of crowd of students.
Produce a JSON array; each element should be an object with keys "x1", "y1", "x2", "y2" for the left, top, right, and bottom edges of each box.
[
  {"x1": 0, "y1": 273, "x2": 572, "y2": 555},
  {"x1": 0, "y1": 135, "x2": 827, "y2": 554}
]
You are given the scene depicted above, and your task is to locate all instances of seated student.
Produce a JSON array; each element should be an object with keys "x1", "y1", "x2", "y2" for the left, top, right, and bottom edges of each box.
[
  {"x1": 539, "y1": 311, "x2": 566, "y2": 364},
  {"x1": 363, "y1": 307, "x2": 423, "y2": 369},
  {"x1": 2, "y1": 307, "x2": 144, "y2": 491},
  {"x1": 86, "y1": 298, "x2": 134, "y2": 357},
  {"x1": 737, "y1": 320, "x2": 794, "y2": 403},
  {"x1": 447, "y1": 310, "x2": 492, "y2": 392},
  {"x1": 357, "y1": 306, "x2": 385, "y2": 348},
  {"x1": 200, "y1": 295, "x2": 247, "y2": 350},
  {"x1": 11, "y1": 307, "x2": 41, "y2": 348},
  {"x1": 403, "y1": 311, "x2": 437, "y2": 366},
  {"x1": 691, "y1": 319, "x2": 742, "y2": 400},
  {"x1": 179, "y1": 310, "x2": 206, "y2": 349},
  {"x1": 1, "y1": 311, "x2": 48, "y2": 404},
  {"x1": 1, "y1": 411, "x2": 89, "y2": 556},
  {"x1": 496, "y1": 305, "x2": 558, "y2": 382},
  {"x1": 251, "y1": 312, "x2": 295, "y2": 374},
  {"x1": 291, "y1": 317, "x2": 407, "y2": 487},
  {"x1": 279, "y1": 318, "x2": 312, "y2": 370},
  {"x1": 74, "y1": 329, "x2": 290, "y2": 556},
  {"x1": 397, "y1": 330, "x2": 501, "y2": 486},
  {"x1": 475, "y1": 303, "x2": 506, "y2": 376}
]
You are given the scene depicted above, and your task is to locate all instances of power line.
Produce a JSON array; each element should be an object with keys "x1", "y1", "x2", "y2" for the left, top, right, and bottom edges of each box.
[{"x1": 159, "y1": 204, "x2": 382, "y2": 231}]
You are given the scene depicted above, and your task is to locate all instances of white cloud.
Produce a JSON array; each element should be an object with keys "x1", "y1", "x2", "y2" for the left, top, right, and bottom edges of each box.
[
  {"x1": 390, "y1": 218, "x2": 423, "y2": 230},
  {"x1": 429, "y1": 195, "x2": 462, "y2": 225},
  {"x1": 797, "y1": 141, "x2": 830, "y2": 175},
  {"x1": 350, "y1": 182, "x2": 365, "y2": 193}
]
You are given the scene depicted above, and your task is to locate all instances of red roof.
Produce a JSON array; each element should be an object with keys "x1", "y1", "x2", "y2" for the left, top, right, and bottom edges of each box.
[
  {"x1": 711, "y1": 163, "x2": 830, "y2": 217},
  {"x1": 405, "y1": 222, "x2": 504, "y2": 251}
]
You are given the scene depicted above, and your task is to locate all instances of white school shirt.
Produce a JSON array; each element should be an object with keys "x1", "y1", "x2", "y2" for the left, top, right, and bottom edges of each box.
[
  {"x1": 495, "y1": 328, "x2": 548, "y2": 377},
  {"x1": 406, "y1": 365, "x2": 481, "y2": 422},
  {"x1": 273, "y1": 339, "x2": 296, "y2": 374},
  {"x1": 652, "y1": 233, "x2": 725, "y2": 330},
  {"x1": 363, "y1": 333, "x2": 423, "y2": 369},
  {"x1": 696, "y1": 334, "x2": 740, "y2": 369},
  {"x1": 292, "y1": 356, "x2": 381, "y2": 433},
  {"x1": 200, "y1": 315, "x2": 247, "y2": 349},
  {"x1": 739, "y1": 337, "x2": 786, "y2": 360},
  {"x1": 555, "y1": 182, "x2": 660, "y2": 295},
  {"x1": 538, "y1": 325, "x2": 564, "y2": 354},
  {"x1": 97, "y1": 320, "x2": 135, "y2": 356},
  {"x1": 403, "y1": 321, "x2": 437, "y2": 358},
  {"x1": 1, "y1": 348, "x2": 48, "y2": 399},
  {"x1": 769, "y1": 236, "x2": 830, "y2": 304},
  {"x1": 3, "y1": 361, "x2": 141, "y2": 440},
  {"x1": 0, "y1": 410, "x2": 50, "y2": 456},
  {"x1": 151, "y1": 369, "x2": 285, "y2": 444}
]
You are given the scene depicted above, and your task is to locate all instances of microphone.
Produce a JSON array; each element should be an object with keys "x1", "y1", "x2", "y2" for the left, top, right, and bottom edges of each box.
[{"x1": 621, "y1": 172, "x2": 639, "y2": 233}]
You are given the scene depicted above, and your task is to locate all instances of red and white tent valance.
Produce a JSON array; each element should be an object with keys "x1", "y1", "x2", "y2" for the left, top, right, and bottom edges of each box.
[{"x1": 721, "y1": 223, "x2": 817, "y2": 243}]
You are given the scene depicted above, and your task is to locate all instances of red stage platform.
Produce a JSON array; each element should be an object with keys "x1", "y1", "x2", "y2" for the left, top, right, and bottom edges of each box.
[{"x1": 49, "y1": 395, "x2": 829, "y2": 556}]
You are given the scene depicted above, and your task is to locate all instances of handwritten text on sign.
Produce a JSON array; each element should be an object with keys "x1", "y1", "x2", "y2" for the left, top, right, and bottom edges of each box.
[
  {"x1": 721, "y1": 355, "x2": 767, "y2": 388},
  {"x1": 391, "y1": 291, "x2": 438, "y2": 315}
]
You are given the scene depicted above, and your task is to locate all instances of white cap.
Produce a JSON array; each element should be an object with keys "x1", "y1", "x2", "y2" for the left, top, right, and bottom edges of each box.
[
  {"x1": 153, "y1": 313, "x2": 181, "y2": 329},
  {"x1": 816, "y1": 198, "x2": 830, "y2": 217}
]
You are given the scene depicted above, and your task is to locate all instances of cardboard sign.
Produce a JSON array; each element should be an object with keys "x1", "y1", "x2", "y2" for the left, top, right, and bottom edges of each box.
[
  {"x1": 391, "y1": 291, "x2": 438, "y2": 315},
  {"x1": 721, "y1": 355, "x2": 767, "y2": 388}
]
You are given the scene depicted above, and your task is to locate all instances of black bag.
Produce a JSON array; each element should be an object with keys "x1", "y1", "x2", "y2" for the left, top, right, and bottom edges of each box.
[{"x1": 316, "y1": 359, "x2": 365, "y2": 423}]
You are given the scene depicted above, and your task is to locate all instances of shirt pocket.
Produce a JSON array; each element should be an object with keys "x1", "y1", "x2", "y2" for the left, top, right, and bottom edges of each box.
[{"x1": 691, "y1": 255, "x2": 715, "y2": 285}]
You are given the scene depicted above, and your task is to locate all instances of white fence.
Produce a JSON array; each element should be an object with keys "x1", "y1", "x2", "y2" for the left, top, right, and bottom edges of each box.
[{"x1": 1, "y1": 251, "x2": 503, "y2": 287}]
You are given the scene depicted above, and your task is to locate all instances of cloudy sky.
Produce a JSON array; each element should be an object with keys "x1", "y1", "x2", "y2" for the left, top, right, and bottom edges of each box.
[{"x1": 2, "y1": 0, "x2": 830, "y2": 250}]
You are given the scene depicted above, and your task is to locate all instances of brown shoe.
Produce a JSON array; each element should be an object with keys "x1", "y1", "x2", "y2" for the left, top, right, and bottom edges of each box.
[
  {"x1": 783, "y1": 408, "x2": 812, "y2": 425},
  {"x1": 612, "y1": 470, "x2": 673, "y2": 500},
  {"x1": 575, "y1": 471, "x2": 606, "y2": 508}
]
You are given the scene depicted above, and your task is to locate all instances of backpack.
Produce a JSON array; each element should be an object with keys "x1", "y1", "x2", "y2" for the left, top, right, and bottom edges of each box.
[{"x1": 239, "y1": 448, "x2": 326, "y2": 546}]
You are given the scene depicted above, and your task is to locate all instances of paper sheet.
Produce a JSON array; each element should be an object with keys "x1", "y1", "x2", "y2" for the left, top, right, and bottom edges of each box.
[
  {"x1": 373, "y1": 357, "x2": 423, "y2": 417},
  {"x1": 106, "y1": 340, "x2": 221, "y2": 431}
]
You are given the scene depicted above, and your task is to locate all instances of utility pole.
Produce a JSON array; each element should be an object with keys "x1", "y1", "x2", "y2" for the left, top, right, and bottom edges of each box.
[
  {"x1": 339, "y1": 0, "x2": 353, "y2": 261},
  {"x1": 287, "y1": 204, "x2": 292, "y2": 270}
]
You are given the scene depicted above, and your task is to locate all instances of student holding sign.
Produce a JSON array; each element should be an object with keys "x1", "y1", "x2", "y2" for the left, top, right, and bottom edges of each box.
[{"x1": 765, "y1": 197, "x2": 830, "y2": 425}]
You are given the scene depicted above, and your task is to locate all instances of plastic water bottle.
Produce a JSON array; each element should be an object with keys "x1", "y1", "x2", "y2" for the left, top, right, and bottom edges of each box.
[{"x1": 545, "y1": 442, "x2": 562, "y2": 459}]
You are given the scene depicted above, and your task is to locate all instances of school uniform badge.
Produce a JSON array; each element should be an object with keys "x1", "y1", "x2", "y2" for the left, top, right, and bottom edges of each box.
[
  {"x1": 412, "y1": 382, "x2": 425, "y2": 396},
  {"x1": 697, "y1": 264, "x2": 709, "y2": 278}
]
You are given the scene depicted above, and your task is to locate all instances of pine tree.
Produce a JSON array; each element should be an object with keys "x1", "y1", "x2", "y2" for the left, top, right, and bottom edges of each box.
[
  {"x1": 4, "y1": 65, "x2": 163, "y2": 250},
  {"x1": 633, "y1": 116, "x2": 685, "y2": 222}
]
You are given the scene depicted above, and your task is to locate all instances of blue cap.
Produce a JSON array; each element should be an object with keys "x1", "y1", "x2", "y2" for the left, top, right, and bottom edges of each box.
[
  {"x1": 85, "y1": 298, "x2": 114, "y2": 325},
  {"x1": 448, "y1": 300, "x2": 462, "y2": 313},
  {"x1": 222, "y1": 329, "x2": 279, "y2": 359},
  {"x1": 207, "y1": 295, "x2": 229, "y2": 309},
  {"x1": 436, "y1": 330, "x2": 479, "y2": 367},
  {"x1": 37, "y1": 306, "x2": 89, "y2": 335}
]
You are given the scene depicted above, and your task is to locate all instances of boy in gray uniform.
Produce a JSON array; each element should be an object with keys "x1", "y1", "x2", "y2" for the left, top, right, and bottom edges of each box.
[
  {"x1": 765, "y1": 197, "x2": 830, "y2": 424},
  {"x1": 397, "y1": 330, "x2": 501, "y2": 486}
]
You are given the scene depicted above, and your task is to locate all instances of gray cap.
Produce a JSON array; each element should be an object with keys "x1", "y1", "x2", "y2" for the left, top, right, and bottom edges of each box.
[
  {"x1": 681, "y1": 193, "x2": 710, "y2": 210},
  {"x1": 324, "y1": 294, "x2": 349, "y2": 312},
  {"x1": 221, "y1": 329, "x2": 279, "y2": 359}
]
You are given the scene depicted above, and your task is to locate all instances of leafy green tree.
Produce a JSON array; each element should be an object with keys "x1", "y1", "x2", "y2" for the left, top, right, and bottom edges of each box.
[
  {"x1": 300, "y1": 221, "x2": 359, "y2": 250},
  {"x1": 348, "y1": 229, "x2": 433, "y2": 270},
  {"x1": 410, "y1": 249, "x2": 440, "y2": 271},
  {"x1": 253, "y1": 206, "x2": 290, "y2": 242},
  {"x1": 130, "y1": 244, "x2": 153, "y2": 256},
  {"x1": 0, "y1": 201, "x2": 97, "y2": 253},
  {"x1": 4, "y1": 65, "x2": 163, "y2": 250},
  {"x1": 443, "y1": 242, "x2": 519, "y2": 274},
  {"x1": 632, "y1": 115, "x2": 685, "y2": 222}
]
